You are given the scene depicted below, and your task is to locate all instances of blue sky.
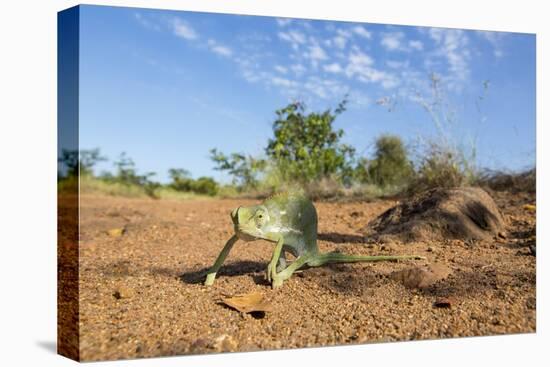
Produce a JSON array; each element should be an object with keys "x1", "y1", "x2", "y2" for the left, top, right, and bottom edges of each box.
[{"x1": 78, "y1": 5, "x2": 536, "y2": 183}]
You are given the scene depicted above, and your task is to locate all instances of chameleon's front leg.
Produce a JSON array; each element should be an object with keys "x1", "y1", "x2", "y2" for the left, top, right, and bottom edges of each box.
[
  {"x1": 271, "y1": 255, "x2": 310, "y2": 288},
  {"x1": 204, "y1": 234, "x2": 238, "y2": 286},
  {"x1": 266, "y1": 236, "x2": 284, "y2": 284}
]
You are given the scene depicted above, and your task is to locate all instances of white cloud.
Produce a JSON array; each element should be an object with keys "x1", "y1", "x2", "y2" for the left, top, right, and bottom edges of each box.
[
  {"x1": 381, "y1": 32, "x2": 405, "y2": 51},
  {"x1": 271, "y1": 76, "x2": 298, "y2": 88},
  {"x1": 332, "y1": 28, "x2": 353, "y2": 49},
  {"x1": 345, "y1": 49, "x2": 399, "y2": 89},
  {"x1": 304, "y1": 77, "x2": 348, "y2": 99},
  {"x1": 428, "y1": 28, "x2": 471, "y2": 85},
  {"x1": 409, "y1": 40, "x2": 424, "y2": 50},
  {"x1": 381, "y1": 33, "x2": 423, "y2": 52},
  {"x1": 333, "y1": 36, "x2": 347, "y2": 49},
  {"x1": 323, "y1": 63, "x2": 343, "y2": 73},
  {"x1": 290, "y1": 64, "x2": 306, "y2": 76},
  {"x1": 172, "y1": 18, "x2": 198, "y2": 40},
  {"x1": 353, "y1": 25, "x2": 372, "y2": 39},
  {"x1": 274, "y1": 65, "x2": 288, "y2": 74},
  {"x1": 476, "y1": 30, "x2": 506, "y2": 58},
  {"x1": 241, "y1": 69, "x2": 262, "y2": 83},
  {"x1": 207, "y1": 39, "x2": 232, "y2": 57},
  {"x1": 386, "y1": 60, "x2": 409, "y2": 69},
  {"x1": 134, "y1": 13, "x2": 161, "y2": 31},
  {"x1": 307, "y1": 44, "x2": 328, "y2": 61},
  {"x1": 347, "y1": 50, "x2": 374, "y2": 71},
  {"x1": 276, "y1": 18, "x2": 293, "y2": 27},
  {"x1": 278, "y1": 30, "x2": 307, "y2": 50},
  {"x1": 337, "y1": 29, "x2": 352, "y2": 38}
]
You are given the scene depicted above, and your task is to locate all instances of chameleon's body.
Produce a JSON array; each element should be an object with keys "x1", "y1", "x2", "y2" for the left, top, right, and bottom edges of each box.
[{"x1": 204, "y1": 191, "x2": 424, "y2": 288}]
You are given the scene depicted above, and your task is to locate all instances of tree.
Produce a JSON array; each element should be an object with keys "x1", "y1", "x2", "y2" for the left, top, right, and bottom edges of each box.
[
  {"x1": 168, "y1": 168, "x2": 219, "y2": 196},
  {"x1": 265, "y1": 99, "x2": 355, "y2": 185},
  {"x1": 190, "y1": 177, "x2": 218, "y2": 196},
  {"x1": 360, "y1": 135, "x2": 413, "y2": 187},
  {"x1": 210, "y1": 149, "x2": 266, "y2": 189},
  {"x1": 111, "y1": 152, "x2": 160, "y2": 198},
  {"x1": 58, "y1": 148, "x2": 106, "y2": 177},
  {"x1": 168, "y1": 168, "x2": 193, "y2": 192}
]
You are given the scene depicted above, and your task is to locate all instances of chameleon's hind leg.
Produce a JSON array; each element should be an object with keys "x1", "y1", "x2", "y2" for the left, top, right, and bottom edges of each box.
[
  {"x1": 204, "y1": 234, "x2": 238, "y2": 286},
  {"x1": 276, "y1": 250, "x2": 287, "y2": 272},
  {"x1": 271, "y1": 255, "x2": 311, "y2": 288}
]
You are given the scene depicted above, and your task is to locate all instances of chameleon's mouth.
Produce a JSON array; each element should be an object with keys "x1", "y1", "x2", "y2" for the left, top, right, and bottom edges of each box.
[
  {"x1": 235, "y1": 229, "x2": 256, "y2": 242},
  {"x1": 231, "y1": 207, "x2": 256, "y2": 241}
]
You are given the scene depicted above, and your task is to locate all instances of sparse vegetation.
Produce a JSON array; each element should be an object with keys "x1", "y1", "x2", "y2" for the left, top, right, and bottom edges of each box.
[
  {"x1": 355, "y1": 135, "x2": 413, "y2": 189},
  {"x1": 476, "y1": 168, "x2": 536, "y2": 193},
  {"x1": 58, "y1": 150, "x2": 218, "y2": 199},
  {"x1": 209, "y1": 149, "x2": 266, "y2": 190},
  {"x1": 406, "y1": 141, "x2": 478, "y2": 194},
  {"x1": 210, "y1": 99, "x2": 358, "y2": 197},
  {"x1": 59, "y1": 77, "x2": 534, "y2": 201}
]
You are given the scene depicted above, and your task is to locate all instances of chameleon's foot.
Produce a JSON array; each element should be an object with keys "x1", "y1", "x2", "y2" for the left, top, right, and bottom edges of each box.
[
  {"x1": 271, "y1": 276, "x2": 284, "y2": 289},
  {"x1": 266, "y1": 261, "x2": 277, "y2": 282},
  {"x1": 204, "y1": 272, "x2": 217, "y2": 286}
]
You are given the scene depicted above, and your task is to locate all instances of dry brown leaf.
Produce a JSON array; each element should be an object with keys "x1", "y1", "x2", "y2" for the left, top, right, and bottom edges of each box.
[
  {"x1": 107, "y1": 227, "x2": 125, "y2": 237},
  {"x1": 220, "y1": 292, "x2": 272, "y2": 313},
  {"x1": 523, "y1": 204, "x2": 536, "y2": 212}
]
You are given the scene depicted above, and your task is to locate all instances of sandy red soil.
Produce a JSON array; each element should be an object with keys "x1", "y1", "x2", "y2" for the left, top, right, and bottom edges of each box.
[{"x1": 72, "y1": 191, "x2": 535, "y2": 361}]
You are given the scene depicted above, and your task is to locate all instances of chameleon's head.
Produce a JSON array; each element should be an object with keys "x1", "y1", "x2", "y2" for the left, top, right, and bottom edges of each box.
[{"x1": 231, "y1": 205, "x2": 270, "y2": 241}]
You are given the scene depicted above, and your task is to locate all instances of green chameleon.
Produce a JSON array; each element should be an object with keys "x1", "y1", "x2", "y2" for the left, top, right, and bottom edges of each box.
[{"x1": 204, "y1": 191, "x2": 424, "y2": 288}]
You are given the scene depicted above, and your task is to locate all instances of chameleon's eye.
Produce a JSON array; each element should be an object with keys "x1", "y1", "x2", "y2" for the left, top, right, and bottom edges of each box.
[{"x1": 258, "y1": 214, "x2": 263, "y2": 219}]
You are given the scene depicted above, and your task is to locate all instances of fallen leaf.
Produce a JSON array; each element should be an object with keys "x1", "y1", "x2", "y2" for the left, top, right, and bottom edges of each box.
[
  {"x1": 107, "y1": 227, "x2": 125, "y2": 237},
  {"x1": 523, "y1": 204, "x2": 536, "y2": 212},
  {"x1": 391, "y1": 264, "x2": 452, "y2": 289},
  {"x1": 220, "y1": 292, "x2": 272, "y2": 314}
]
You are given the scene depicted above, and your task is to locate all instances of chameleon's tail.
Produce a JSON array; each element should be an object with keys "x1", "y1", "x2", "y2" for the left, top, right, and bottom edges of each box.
[{"x1": 307, "y1": 252, "x2": 425, "y2": 267}]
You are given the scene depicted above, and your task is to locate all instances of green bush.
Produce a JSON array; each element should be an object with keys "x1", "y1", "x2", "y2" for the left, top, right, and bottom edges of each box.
[
  {"x1": 356, "y1": 135, "x2": 413, "y2": 187},
  {"x1": 190, "y1": 177, "x2": 218, "y2": 196},
  {"x1": 265, "y1": 100, "x2": 355, "y2": 185},
  {"x1": 168, "y1": 168, "x2": 218, "y2": 196}
]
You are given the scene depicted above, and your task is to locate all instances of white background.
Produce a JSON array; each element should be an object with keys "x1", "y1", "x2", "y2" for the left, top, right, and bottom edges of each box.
[{"x1": 0, "y1": 0, "x2": 546, "y2": 366}]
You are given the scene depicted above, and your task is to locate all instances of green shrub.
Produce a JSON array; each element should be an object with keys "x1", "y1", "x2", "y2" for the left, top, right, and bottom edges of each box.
[
  {"x1": 190, "y1": 177, "x2": 218, "y2": 196},
  {"x1": 265, "y1": 100, "x2": 355, "y2": 185},
  {"x1": 356, "y1": 135, "x2": 413, "y2": 188},
  {"x1": 168, "y1": 168, "x2": 218, "y2": 196}
]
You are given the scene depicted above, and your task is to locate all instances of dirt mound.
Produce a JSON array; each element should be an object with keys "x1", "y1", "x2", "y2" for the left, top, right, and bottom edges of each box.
[{"x1": 364, "y1": 187, "x2": 506, "y2": 243}]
